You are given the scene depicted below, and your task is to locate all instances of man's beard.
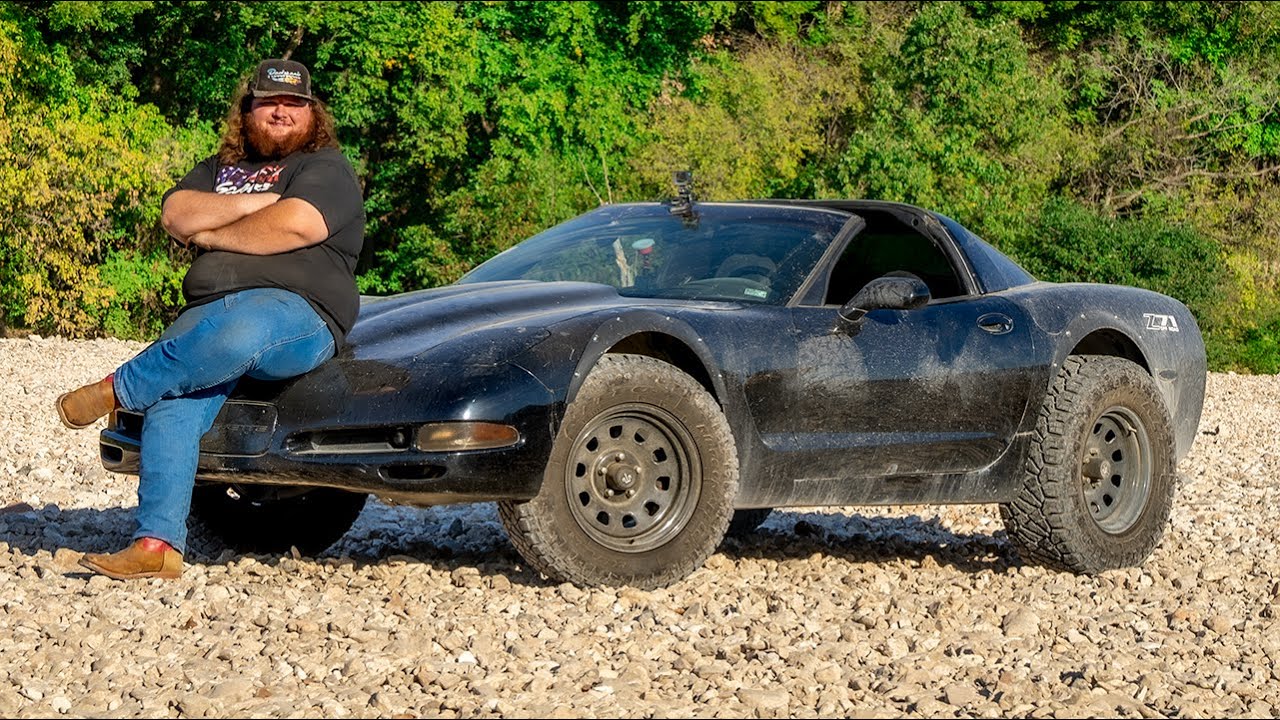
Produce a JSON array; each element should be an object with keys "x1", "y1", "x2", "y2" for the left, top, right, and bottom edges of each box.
[{"x1": 244, "y1": 115, "x2": 313, "y2": 160}]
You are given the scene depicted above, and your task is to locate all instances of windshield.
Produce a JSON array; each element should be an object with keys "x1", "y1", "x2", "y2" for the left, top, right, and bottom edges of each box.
[{"x1": 459, "y1": 203, "x2": 851, "y2": 304}]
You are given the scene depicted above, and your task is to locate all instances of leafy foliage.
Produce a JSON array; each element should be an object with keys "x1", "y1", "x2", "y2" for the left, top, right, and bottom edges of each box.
[
  {"x1": 0, "y1": 8, "x2": 208, "y2": 335},
  {"x1": 826, "y1": 3, "x2": 1072, "y2": 246},
  {"x1": 632, "y1": 40, "x2": 859, "y2": 202},
  {"x1": 3, "y1": 1, "x2": 1280, "y2": 371},
  {"x1": 1012, "y1": 198, "x2": 1224, "y2": 321}
]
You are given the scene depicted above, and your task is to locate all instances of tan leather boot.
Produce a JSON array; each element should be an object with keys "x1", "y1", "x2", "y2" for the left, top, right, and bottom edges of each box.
[
  {"x1": 56, "y1": 376, "x2": 118, "y2": 429},
  {"x1": 79, "y1": 538, "x2": 183, "y2": 580}
]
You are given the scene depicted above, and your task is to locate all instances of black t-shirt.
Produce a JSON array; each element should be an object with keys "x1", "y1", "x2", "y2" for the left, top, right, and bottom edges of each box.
[{"x1": 163, "y1": 148, "x2": 365, "y2": 346}]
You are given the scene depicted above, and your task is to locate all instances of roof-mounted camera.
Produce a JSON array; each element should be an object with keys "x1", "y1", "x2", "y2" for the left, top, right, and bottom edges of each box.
[{"x1": 669, "y1": 170, "x2": 698, "y2": 227}]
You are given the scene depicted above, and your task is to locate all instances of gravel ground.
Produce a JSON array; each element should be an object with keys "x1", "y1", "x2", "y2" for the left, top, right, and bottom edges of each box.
[{"x1": 1, "y1": 336, "x2": 1277, "y2": 719}]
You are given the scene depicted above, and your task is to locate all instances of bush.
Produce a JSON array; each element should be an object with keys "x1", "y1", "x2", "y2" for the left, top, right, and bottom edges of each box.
[
  {"x1": 1023, "y1": 200, "x2": 1222, "y2": 304},
  {"x1": 630, "y1": 40, "x2": 857, "y2": 201},
  {"x1": 824, "y1": 3, "x2": 1071, "y2": 248},
  {"x1": 0, "y1": 15, "x2": 212, "y2": 337},
  {"x1": 1013, "y1": 196, "x2": 1227, "y2": 334},
  {"x1": 93, "y1": 248, "x2": 187, "y2": 340},
  {"x1": 1236, "y1": 323, "x2": 1280, "y2": 374},
  {"x1": 5, "y1": 1, "x2": 1280, "y2": 375}
]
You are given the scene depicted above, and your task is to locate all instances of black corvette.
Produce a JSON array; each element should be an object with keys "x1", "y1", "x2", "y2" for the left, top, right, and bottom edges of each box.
[{"x1": 101, "y1": 196, "x2": 1206, "y2": 588}]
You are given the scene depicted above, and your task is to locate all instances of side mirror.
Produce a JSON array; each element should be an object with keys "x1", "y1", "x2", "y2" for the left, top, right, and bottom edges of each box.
[{"x1": 837, "y1": 274, "x2": 931, "y2": 332}]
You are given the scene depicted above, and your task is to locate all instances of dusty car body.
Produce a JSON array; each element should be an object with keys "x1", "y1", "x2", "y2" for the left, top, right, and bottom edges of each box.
[{"x1": 100, "y1": 199, "x2": 1206, "y2": 588}]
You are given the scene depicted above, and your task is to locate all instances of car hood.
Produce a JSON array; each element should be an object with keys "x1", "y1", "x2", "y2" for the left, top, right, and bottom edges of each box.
[{"x1": 346, "y1": 281, "x2": 625, "y2": 365}]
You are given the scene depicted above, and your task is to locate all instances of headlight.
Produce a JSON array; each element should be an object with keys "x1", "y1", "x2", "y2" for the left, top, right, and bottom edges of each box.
[{"x1": 415, "y1": 422, "x2": 521, "y2": 452}]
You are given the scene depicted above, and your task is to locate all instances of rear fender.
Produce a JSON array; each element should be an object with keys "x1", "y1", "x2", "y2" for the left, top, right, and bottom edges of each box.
[{"x1": 1022, "y1": 287, "x2": 1206, "y2": 460}]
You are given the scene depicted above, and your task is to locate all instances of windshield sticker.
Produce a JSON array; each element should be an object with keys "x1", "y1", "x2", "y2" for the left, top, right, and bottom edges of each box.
[{"x1": 744, "y1": 288, "x2": 768, "y2": 299}]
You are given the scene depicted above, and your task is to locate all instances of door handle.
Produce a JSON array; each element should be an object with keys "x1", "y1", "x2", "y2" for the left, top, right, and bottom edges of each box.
[{"x1": 977, "y1": 313, "x2": 1014, "y2": 335}]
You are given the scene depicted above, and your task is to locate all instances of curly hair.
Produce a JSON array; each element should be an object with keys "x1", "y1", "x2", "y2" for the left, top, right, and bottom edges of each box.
[{"x1": 216, "y1": 84, "x2": 339, "y2": 165}]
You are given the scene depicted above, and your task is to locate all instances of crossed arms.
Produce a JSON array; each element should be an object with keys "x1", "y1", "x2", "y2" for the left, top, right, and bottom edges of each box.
[{"x1": 161, "y1": 191, "x2": 329, "y2": 255}]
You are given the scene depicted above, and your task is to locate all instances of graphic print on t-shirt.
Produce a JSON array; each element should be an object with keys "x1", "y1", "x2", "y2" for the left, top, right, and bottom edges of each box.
[{"x1": 214, "y1": 164, "x2": 285, "y2": 194}]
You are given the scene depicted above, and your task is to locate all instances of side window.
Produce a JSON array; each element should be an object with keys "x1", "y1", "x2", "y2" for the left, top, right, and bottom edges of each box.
[{"x1": 823, "y1": 213, "x2": 965, "y2": 305}]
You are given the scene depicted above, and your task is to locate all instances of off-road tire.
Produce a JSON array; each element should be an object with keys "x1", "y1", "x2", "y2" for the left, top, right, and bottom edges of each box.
[
  {"x1": 498, "y1": 354, "x2": 738, "y2": 588},
  {"x1": 1000, "y1": 355, "x2": 1176, "y2": 573},
  {"x1": 190, "y1": 484, "x2": 368, "y2": 556}
]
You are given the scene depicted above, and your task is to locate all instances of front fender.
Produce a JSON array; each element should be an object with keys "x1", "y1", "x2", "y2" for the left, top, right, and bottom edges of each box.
[
  {"x1": 568, "y1": 311, "x2": 728, "y2": 404},
  {"x1": 509, "y1": 307, "x2": 734, "y2": 427}
]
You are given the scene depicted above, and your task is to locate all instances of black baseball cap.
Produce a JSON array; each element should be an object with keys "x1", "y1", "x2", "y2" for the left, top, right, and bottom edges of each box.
[{"x1": 248, "y1": 59, "x2": 313, "y2": 101}]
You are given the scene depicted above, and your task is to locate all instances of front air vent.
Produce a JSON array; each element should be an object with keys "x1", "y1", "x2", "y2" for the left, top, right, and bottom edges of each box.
[
  {"x1": 287, "y1": 426, "x2": 413, "y2": 455},
  {"x1": 201, "y1": 402, "x2": 278, "y2": 456}
]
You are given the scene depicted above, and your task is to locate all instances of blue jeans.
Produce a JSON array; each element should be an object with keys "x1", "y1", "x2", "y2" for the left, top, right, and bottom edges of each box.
[{"x1": 113, "y1": 288, "x2": 336, "y2": 554}]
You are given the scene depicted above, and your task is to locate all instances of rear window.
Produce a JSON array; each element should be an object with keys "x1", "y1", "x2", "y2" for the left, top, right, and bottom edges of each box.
[{"x1": 934, "y1": 214, "x2": 1035, "y2": 293}]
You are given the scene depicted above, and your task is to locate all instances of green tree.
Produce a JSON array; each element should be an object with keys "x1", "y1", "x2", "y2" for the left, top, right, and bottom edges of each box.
[
  {"x1": 632, "y1": 39, "x2": 860, "y2": 201},
  {"x1": 5, "y1": 0, "x2": 1280, "y2": 370},
  {"x1": 827, "y1": 3, "x2": 1071, "y2": 246},
  {"x1": 0, "y1": 8, "x2": 204, "y2": 337}
]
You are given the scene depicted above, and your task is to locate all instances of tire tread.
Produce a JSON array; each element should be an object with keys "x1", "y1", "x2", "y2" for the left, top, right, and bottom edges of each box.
[
  {"x1": 1000, "y1": 355, "x2": 1176, "y2": 573},
  {"x1": 499, "y1": 354, "x2": 738, "y2": 588}
]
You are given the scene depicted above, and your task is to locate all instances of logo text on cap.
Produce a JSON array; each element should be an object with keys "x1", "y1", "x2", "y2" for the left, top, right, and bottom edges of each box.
[{"x1": 266, "y1": 69, "x2": 303, "y2": 86}]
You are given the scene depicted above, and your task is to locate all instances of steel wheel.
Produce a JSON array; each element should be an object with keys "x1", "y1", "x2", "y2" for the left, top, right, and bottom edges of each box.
[
  {"x1": 566, "y1": 405, "x2": 700, "y2": 553},
  {"x1": 498, "y1": 354, "x2": 739, "y2": 588},
  {"x1": 1081, "y1": 406, "x2": 1152, "y2": 534},
  {"x1": 1001, "y1": 355, "x2": 1176, "y2": 574}
]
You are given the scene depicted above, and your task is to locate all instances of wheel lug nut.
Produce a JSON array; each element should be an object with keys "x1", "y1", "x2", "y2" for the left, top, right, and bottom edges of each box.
[
  {"x1": 626, "y1": 489, "x2": 636, "y2": 498},
  {"x1": 604, "y1": 489, "x2": 614, "y2": 497},
  {"x1": 597, "y1": 467, "x2": 606, "y2": 475},
  {"x1": 615, "y1": 453, "x2": 625, "y2": 461}
]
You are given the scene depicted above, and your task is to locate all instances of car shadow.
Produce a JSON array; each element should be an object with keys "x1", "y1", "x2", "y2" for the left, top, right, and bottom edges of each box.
[
  {"x1": 0, "y1": 501, "x2": 537, "y2": 582},
  {"x1": 1, "y1": 504, "x2": 139, "y2": 555},
  {"x1": 0, "y1": 502, "x2": 1018, "y2": 586},
  {"x1": 718, "y1": 509, "x2": 1019, "y2": 576}
]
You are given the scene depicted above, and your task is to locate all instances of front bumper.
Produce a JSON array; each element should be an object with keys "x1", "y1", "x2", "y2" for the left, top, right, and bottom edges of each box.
[{"x1": 99, "y1": 361, "x2": 559, "y2": 506}]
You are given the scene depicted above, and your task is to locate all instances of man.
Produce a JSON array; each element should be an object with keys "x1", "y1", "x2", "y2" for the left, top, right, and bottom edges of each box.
[{"x1": 56, "y1": 59, "x2": 365, "y2": 580}]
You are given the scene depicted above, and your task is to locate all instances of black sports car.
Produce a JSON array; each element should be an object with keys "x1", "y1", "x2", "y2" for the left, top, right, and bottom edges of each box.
[{"x1": 101, "y1": 197, "x2": 1206, "y2": 588}]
